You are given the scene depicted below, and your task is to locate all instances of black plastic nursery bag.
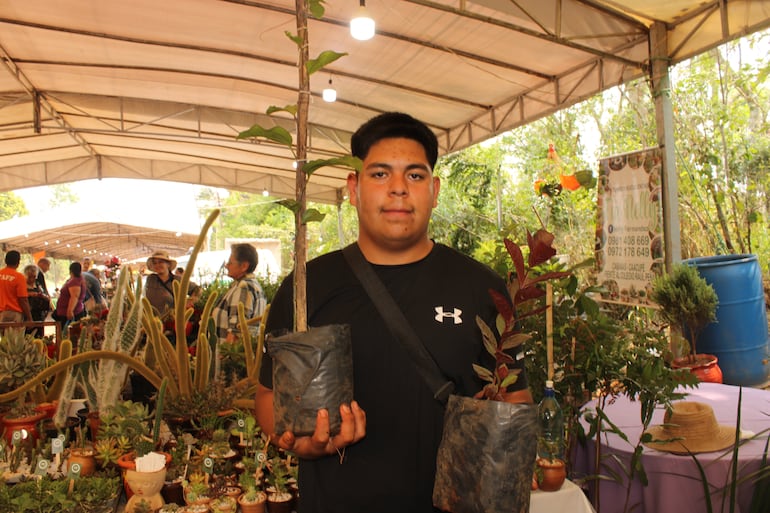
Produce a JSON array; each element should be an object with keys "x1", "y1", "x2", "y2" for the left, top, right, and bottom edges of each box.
[
  {"x1": 433, "y1": 395, "x2": 538, "y2": 513},
  {"x1": 268, "y1": 324, "x2": 354, "y2": 437}
]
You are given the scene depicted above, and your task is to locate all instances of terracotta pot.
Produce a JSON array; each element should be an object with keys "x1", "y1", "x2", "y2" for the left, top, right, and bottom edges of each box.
[
  {"x1": 1, "y1": 411, "x2": 46, "y2": 444},
  {"x1": 238, "y1": 492, "x2": 267, "y2": 513},
  {"x1": 266, "y1": 492, "x2": 293, "y2": 513},
  {"x1": 68, "y1": 447, "x2": 97, "y2": 477},
  {"x1": 34, "y1": 401, "x2": 58, "y2": 419},
  {"x1": 672, "y1": 353, "x2": 723, "y2": 383},
  {"x1": 536, "y1": 457, "x2": 567, "y2": 492}
]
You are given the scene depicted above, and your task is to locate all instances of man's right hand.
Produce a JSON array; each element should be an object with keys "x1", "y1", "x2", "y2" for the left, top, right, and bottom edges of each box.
[{"x1": 273, "y1": 401, "x2": 367, "y2": 460}]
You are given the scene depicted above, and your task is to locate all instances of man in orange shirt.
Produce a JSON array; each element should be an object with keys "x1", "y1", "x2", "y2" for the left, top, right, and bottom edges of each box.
[{"x1": 0, "y1": 250, "x2": 32, "y2": 323}]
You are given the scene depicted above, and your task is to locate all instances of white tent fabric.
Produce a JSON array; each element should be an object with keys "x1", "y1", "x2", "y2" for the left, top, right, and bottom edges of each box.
[
  {"x1": 0, "y1": 205, "x2": 200, "y2": 261},
  {"x1": 0, "y1": 0, "x2": 769, "y2": 204}
]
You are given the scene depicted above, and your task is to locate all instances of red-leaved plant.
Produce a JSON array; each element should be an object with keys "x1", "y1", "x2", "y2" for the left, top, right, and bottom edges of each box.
[{"x1": 473, "y1": 229, "x2": 571, "y2": 400}]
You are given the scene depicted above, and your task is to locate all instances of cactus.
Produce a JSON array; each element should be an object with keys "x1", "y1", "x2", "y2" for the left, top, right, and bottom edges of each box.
[{"x1": 0, "y1": 328, "x2": 48, "y2": 405}]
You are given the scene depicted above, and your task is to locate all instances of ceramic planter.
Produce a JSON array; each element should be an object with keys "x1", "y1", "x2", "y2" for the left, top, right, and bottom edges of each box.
[
  {"x1": 672, "y1": 353, "x2": 723, "y2": 383},
  {"x1": 0, "y1": 411, "x2": 46, "y2": 444},
  {"x1": 68, "y1": 447, "x2": 97, "y2": 477},
  {"x1": 124, "y1": 468, "x2": 167, "y2": 513},
  {"x1": 238, "y1": 492, "x2": 267, "y2": 513},
  {"x1": 536, "y1": 458, "x2": 567, "y2": 492}
]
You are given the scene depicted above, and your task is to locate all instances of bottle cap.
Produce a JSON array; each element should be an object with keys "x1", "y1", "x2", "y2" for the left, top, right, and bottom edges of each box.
[{"x1": 545, "y1": 380, "x2": 554, "y2": 389}]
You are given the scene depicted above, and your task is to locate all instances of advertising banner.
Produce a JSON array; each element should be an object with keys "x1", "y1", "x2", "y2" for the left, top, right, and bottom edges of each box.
[{"x1": 595, "y1": 148, "x2": 664, "y2": 305}]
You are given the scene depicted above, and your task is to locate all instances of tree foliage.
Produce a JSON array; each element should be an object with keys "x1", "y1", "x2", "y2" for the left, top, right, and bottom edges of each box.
[{"x1": 0, "y1": 192, "x2": 28, "y2": 221}]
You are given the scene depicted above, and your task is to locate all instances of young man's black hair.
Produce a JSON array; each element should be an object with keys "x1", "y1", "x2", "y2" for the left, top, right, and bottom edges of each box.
[{"x1": 350, "y1": 112, "x2": 439, "y2": 169}]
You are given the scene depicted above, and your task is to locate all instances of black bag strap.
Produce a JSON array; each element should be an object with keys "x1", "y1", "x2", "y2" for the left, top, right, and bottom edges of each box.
[{"x1": 342, "y1": 243, "x2": 455, "y2": 404}]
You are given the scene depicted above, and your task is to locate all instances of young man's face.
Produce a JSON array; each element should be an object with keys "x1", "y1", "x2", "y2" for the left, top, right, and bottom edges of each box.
[{"x1": 347, "y1": 137, "x2": 440, "y2": 255}]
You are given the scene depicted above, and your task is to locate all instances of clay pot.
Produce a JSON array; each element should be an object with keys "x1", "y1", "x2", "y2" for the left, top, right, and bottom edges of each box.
[
  {"x1": 67, "y1": 447, "x2": 97, "y2": 477},
  {"x1": 1, "y1": 411, "x2": 46, "y2": 444},
  {"x1": 672, "y1": 353, "x2": 723, "y2": 383},
  {"x1": 238, "y1": 492, "x2": 267, "y2": 513},
  {"x1": 536, "y1": 458, "x2": 567, "y2": 492},
  {"x1": 266, "y1": 492, "x2": 293, "y2": 513}
]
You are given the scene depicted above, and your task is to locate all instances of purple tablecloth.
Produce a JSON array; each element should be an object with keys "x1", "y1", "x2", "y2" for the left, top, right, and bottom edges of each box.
[{"x1": 573, "y1": 382, "x2": 770, "y2": 513}]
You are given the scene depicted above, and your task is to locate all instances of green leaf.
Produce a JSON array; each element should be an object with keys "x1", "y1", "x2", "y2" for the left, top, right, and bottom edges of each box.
[
  {"x1": 277, "y1": 199, "x2": 300, "y2": 214},
  {"x1": 306, "y1": 50, "x2": 348, "y2": 75},
  {"x1": 266, "y1": 105, "x2": 298, "y2": 117},
  {"x1": 308, "y1": 0, "x2": 326, "y2": 18},
  {"x1": 236, "y1": 125, "x2": 293, "y2": 147},
  {"x1": 302, "y1": 155, "x2": 361, "y2": 176},
  {"x1": 500, "y1": 372, "x2": 520, "y2": 390},
  {"x1": 301, "y1": 208, "x2": 326, "y2": 224},
  {"x1": 285, "y1": 31, "x2": 302, "y2": 47}
]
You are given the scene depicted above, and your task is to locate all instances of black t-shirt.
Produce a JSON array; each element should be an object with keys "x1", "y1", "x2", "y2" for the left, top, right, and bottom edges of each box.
[{"x1": 260, "y1": 243, "x2": 528, "y2": 513}]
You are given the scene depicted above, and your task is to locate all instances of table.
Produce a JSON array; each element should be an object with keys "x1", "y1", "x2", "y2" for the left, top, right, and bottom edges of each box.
[
  {"x1": 531, "y1": 479, "x2": 597, "y2": 513},
  {"x1": 573, "y1": 383, "x2": 770, "y2": 513}
]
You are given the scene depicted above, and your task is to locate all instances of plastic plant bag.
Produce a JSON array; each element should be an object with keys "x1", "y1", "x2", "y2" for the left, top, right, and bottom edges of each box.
[
  {"x1": 269, "y1": 324, "x2": 354, "y2": 437},
  {"x1": 433, "y1": 395, "x2": 538, "y2": 513}
]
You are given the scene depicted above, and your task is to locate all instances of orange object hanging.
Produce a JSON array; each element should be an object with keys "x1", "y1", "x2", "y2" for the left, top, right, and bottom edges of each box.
[{"x1": 559, "y1": 174, "x2": 580, "y2": 191}]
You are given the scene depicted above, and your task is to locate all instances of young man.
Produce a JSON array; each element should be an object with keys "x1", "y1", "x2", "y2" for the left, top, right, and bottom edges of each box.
[
  {"x1": 256, "y1": 112, "x2": 532, "y2": 513},
  {"x1": 0, "y1": 250, "x2": 32, "y2": 323}
]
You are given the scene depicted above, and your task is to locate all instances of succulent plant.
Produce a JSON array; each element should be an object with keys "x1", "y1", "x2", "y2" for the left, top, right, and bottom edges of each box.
[{"x1": 0, "y1": 328, "x2": 47, "y2": 395}]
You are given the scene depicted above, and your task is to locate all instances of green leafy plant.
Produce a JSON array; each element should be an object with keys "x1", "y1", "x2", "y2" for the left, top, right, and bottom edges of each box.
[
  {"x1": 651, "y1": 263, "x2": 718, "y2": 362},
  {"x1": 236, "y1": 0, "x2": 357, "y2": 333}
]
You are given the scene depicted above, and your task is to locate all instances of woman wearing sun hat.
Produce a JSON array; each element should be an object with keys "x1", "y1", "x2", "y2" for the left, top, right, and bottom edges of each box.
[{"x1": 144, "y1": 250, "x2": 178, "y2": 319}]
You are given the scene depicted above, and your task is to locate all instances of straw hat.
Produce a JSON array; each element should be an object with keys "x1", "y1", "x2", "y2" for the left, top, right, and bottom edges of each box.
[
  {"x1": 643, "y1": 401, "x2": 736, "y2": 455},
  {"x1": 146, "y1": 250, "x2": 177, "y2": 270}
]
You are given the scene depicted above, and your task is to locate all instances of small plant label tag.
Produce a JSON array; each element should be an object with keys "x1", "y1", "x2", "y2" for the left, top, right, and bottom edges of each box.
[
  {"x1": 11, "y1": 431, "x2": 22, "y2": 446},
  {"x1": 203, "y1": 457, "x2": 214, "y2": 474},
  {"x1": 68, "y1": 462, "x2": 82, "y2": 479},
  {"x1": 52, "y1": 437, "x2": 64, "y2": 454},
  {"x1": 35, "y1": 459, "x2": 50, "y2": 476}
]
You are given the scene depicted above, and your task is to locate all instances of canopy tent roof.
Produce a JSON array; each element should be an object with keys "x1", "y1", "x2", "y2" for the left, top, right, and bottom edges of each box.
[
  {"x1": 0, "y1": 206, "x2": 200, "y2": 262},
  {"x1": 0, "y1": 0, "x2": 769, "y2": 205}
]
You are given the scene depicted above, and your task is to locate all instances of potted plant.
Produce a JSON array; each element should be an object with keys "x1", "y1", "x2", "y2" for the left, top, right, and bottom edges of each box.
[
  {"x1": 265, "y1": 455, "x2": 294, "y2": 513},
  {"x1": 238, "y1": 469, "x2": 267, "y2": 513},
  {"x1": 433, "y1": 229, "x2": 571, "y2": 513},
  {"x1": 651, "y1": 263, "x2": 721, "y2": 382},
  {"x1": 67, "y1": 425, "x2": 97, "y2": 477}
]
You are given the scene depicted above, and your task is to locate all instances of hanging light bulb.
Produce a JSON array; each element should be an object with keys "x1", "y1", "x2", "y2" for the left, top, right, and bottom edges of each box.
[
  {"x1": 322, "y1": 77, "x2": 337, "y2": 103},
  {"x1": 350, "y1": 0, "x2": 375, "y2": 41}
]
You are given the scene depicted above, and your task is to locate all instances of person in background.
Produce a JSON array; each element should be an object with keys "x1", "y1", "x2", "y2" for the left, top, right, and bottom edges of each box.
[
  {"x1": 52, "y1": 262, "x2": 86, "y2": 331},
  {"x1": 82, "y1": 258, "x2": 106, "y2": 314},
  {"x1": 210, "y1": 243, "x2": 266, "y2": 375},
  {"x1": 24, "y1": 264, "x2": 50, "y2": 337},
  {"x1": 144, "y1": 251, "x2": 178, "y2": 318},
  {"x1": 174, "y1": 267, "x2": 185, "y2": 279},
  {"x1": 256, "y1": 112, "x2": 532, "y2": 513},
  {"x1": 36, "y1": 257, "x2": 51, "y2": 296},
  {"x1": 0, "y1": 250, "x2": 32, "y2": 324}
]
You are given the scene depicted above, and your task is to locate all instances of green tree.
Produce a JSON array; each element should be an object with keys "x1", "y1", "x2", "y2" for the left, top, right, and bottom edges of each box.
[
  {"x1": 0, "y1": 192, "x2": 28, "y2": 221},
  {"x1": 48, "y1": 183, "x2": 78, "y2": 207}
]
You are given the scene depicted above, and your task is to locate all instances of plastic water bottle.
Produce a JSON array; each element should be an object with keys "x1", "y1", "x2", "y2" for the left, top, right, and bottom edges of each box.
[{"x1": 537, "y1": 380, "x2": 564, "y2": 460}]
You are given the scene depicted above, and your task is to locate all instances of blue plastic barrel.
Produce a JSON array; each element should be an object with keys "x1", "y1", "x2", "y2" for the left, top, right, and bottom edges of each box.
[{"x1": 684, "y1": 254, "x2": 770, "y2": 386}]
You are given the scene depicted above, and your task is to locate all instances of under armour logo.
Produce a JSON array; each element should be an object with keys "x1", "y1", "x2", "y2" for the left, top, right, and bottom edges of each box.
[{"x1": 435, "y1": 306, "x2": 463, "y2": 324}]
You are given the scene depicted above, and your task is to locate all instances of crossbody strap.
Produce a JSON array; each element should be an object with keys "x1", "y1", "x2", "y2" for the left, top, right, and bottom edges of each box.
[{"x1": 342, "y1": 243, "x2": 454, "y2": 404}]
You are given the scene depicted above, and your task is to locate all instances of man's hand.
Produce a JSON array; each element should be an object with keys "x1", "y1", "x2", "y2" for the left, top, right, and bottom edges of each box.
[{"x1": 274, "y1": 401, "x2": 366, "y2": 460}]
